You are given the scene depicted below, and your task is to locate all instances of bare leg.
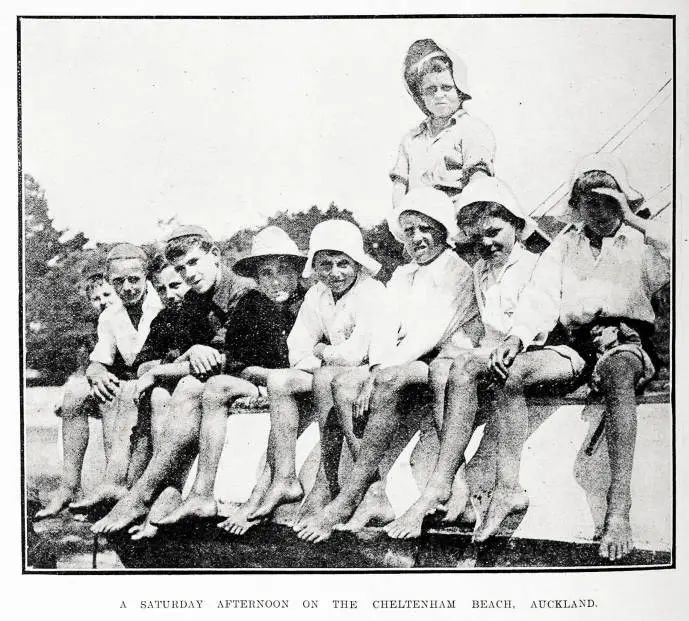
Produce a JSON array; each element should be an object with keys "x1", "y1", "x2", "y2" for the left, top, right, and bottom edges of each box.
[
  {"x1": 218, "y1": 457, "x2": 272, "y2": 535},
  {"x1": 156, "y1": 375, "x2": 259, "y2": 525},
  {"x1": 298, "y1": 362, "x2": 428, "y2": 543},
  {"x1": 474, "y1": 350, "x2": 576, "y2": 542},
  {"x1": 36, "y1": 378, "x2": 92, "y2": 519},
  {"x1": 294, "y1": 366, "x2": 357, "y2": 530},
  {"x1": 386, "y1": 352, "x2": 486, "y2": 539},
  {"x1": 596, "y1": 352, "x2": 643, "y2": 561},
  {"x1": 91, "y1": 377, "x2": 204, "y2": 533},
  {"x1": 249, "y1": 369, "x2": 313, "y2": 520}
]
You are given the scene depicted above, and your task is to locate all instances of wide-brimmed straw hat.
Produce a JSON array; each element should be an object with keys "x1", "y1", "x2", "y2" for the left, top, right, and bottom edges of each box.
[
  {"x1": 388, "y1": 187, "x2": 460, "y2": 247},
  {"x1": 571, "y1": 153, "x2": 644, "y2": 212},
  {"x1": 403, "y1": 39, "x2": 471, "y2": 115},
  {"x1": 233, "y1": 226, "x2": 306, "y2": 278},
  {"x1": 302, "y1": 220, "x2": 381, "y2": 279},
  {"x1": 453, "y1": 176, "x2": 537, "y2": 240}
]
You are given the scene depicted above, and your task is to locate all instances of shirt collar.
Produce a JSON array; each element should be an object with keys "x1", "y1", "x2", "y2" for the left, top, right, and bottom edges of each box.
[
  {"x1": 414, "y1": 108, "x2": 467, "y2": 137},
  {"x1": 399, "y1": 247, "x2": 454, "y2": 280},
  {"x1": 476, "y1": 243, "x2": 526, "y2": 285}
]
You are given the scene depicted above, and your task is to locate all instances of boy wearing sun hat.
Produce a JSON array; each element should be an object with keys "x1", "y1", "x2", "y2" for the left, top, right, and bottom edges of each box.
[
  {"x1": 391, "y1": 39, "x2": 495, "y2": 211},
  {"x1": 245, "y1": 220, "x2": 391, "y2": 524}
]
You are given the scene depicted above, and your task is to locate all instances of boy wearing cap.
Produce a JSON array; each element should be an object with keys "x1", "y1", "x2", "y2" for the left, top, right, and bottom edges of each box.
[
  {"x1": 40, "y1": 244, "x2": 163, "y2": 517},
  {"x1": 391, "y1": 39, "x2": 495, "y2": 210},
  {"x1": 91, "y1": 226, "x2": 253, "y2": 534},
  {"x1": 35, "y1": 254, "x2": 119, "y2": 519},
  {"x1": 154, "y1": 226, "x2": 307, "y2": 529},
  {"x1": 243, "y1": 220, "x2": 390, "y2": 526},
  {"x1": 472, "y1": 155, "x2": 669, "y2": 561},
  {"x1": 295, "y1": 188, "x2": 482, "y2": 542}
]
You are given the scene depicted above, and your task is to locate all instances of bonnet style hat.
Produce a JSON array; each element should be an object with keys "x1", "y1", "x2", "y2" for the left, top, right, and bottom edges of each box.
[
  {"x1": 453, "y1": 176, "x2": 537, "y2": 240},
  {"x1": 302, "y1": 220, "x2": 381, "y2": 279},
  {"x1": 403, "y1": 39, "x2": 471, "y2": 115},
  {"x1": 233, "y1": 226, "x2": 307, "y2": 278},
  {"x1": 388, "y1": 187, "x2": 460, "y2": 247},
  {"x1": 571, "y1": 153, "x2": 644, "y2": 212}
]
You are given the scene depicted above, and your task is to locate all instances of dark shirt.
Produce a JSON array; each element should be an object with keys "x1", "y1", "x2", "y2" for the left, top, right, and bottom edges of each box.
[
  {"x1": 223, "y1": 289, "x2": 303, "y2": 376},
  {"x1": 182, "y1": 266, "x2": 254, "y2": 349},
  {"x1": 134, "y1": 305, "x2": 210, "y2": 369}
]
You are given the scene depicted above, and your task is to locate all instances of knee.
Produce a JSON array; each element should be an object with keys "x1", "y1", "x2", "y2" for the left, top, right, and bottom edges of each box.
[
  {"x1": 175, "y1": 375, "x2": 204, "y2": 399},
  {"x1": 331, "y1": 373, "x2": 355, "y2": 405},
  {"x1": 596, "y1": 352, "x2": 640, "y2": 394},
  {"x1": 372, "y1": 367, "x2": 403, "y2": 393},
  {"x1": 267, "y1": 370, "x2": 296, "y2": 395},
  {"x1": 449, "y1": 351, "x2": 482, "y2": 384},
  {"x1": 202, "y1": 376, "x2": 240, "y2": 407}
]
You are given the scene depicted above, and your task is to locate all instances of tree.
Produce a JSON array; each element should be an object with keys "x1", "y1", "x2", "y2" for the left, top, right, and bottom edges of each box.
[{"x1": 24, "y1": 174, "x2": 94, "y2": 384}]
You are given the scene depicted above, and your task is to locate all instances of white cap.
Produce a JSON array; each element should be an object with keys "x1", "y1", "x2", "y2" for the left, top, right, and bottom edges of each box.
[
  {"x1": 303, "y1": 220, "x2": 381, "y2": 279},
  {"x1": 232, "y1": 226, "x2": 306, "y2": 278},
  {"x1": 388, "y1": 187, "x2": 459, "y2": 247},
  {"x1": 572, "y1": 153, "x2": 644, "y2": 211}
]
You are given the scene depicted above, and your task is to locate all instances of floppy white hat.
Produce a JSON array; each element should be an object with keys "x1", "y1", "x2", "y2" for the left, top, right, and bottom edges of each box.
[
  {"x1": 302, "y1": 220, "x2": 381, "y2": 279},
  {"x1": 571, "y1": 153, "x2": 644, "y2": 211},
  {"x1": 453, "y1": 176, "x2": 537, "y2": 240},
  {"x1": 388, "y1": 187, "x2": 460, "y2": 247},
  {"x1": 233, "y1": 226, "x2": 306, "y2": 278}
]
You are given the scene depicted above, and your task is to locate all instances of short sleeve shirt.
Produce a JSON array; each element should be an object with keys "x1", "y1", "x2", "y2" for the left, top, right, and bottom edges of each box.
[{"x1": 390, "y1": 109, "x2": 495, "y2": 195}]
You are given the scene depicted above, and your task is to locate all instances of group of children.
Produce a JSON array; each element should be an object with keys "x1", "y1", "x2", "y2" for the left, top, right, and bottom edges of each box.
[{"x1": 35, "y1": 39, "x2": 670, "y2": 563}]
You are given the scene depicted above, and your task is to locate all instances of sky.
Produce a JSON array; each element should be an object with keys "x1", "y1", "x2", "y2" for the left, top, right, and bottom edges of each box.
[{"x1": 20, "y1": 17, "x2": 673, "y2": 244}]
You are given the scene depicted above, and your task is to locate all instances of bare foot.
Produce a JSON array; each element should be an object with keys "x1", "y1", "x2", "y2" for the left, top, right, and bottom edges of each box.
[
  {"x1": 599, "y1": 513, "x2": 634, "y2": 561},
  {"x1": 128, "y1": 488, "x2": 182, "y2": 540},
  {"x1": 248, "y1": 478, "x2": 303, "y2": 522},
  {"x1": 35, "y1": 486, "x2": 76, "y2": 520},
  {"x1": 385, "y1": 482, "x2": 451, "y2": 539},
  {"x1": 472, "y1": 487, "x2": 529, "y2": 542},
  {"x1": 69, "y1": 483, "x2": 127, "y2": 512},
  {"x1": 152, "y1": 493, "x2": 218, "y2": 526},
  {"x1": 217, "y1": 502, "x2": 265, "y2": 535},
  {"x1": 293, "y1": 476, "x2": 332, "y2": 532},
  {"x1": 91, "y1": 493, "x2": 149, "y2": 534},
  {"x1": 441, "y1": 470, "x2": 470, "y2": 524},
  {"x1": 296, "y1": 498, "x2": 357, "y2": 543},
  {"x1": 337, "y1": 481, "x2": 394, "y2": 532}
]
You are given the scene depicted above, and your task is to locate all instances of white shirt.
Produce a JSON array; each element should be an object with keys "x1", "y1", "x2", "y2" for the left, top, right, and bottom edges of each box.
[
  {"x1": 287, "y1": 274, "x2": 390, "y2": 371},
  {"x1": 510, "y1": 218, "x2": 671, "y2": 348},
  {"x1": 90, "y1": 283, "x2": 163, "y2": 368},
  {"x1": 372, "y1": 248, "x2": 479, "y2": 368},
  {"x1": 474, "y1": 243, "x2": 541, "y2": 348}
]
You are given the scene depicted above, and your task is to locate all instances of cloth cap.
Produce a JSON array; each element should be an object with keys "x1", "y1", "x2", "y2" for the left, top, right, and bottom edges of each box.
[
  {"x1": 106, "y1": 243, "x2": 147, "y2": 265},
  {"x1": 571, "y1": 153, "x2": 644, "y2": 212},
  {"x1": 403, "y1": 39, "x2": 471, "y2": 115},
  {"x1": 233, "y1": 226, "x2": 307, "y2": 278},
  {"x1": 164, "y1": 224, "x2": 212, "y2": 245},
  {"x1": 388, "y1": 187, "x2": 460, "y2": 247},
  {"x1": 303, "y1": 220, "x2": 381, "y2": 279},
  {"x1": 453, "y1": 176, "x2": 537, "y2": 240}
]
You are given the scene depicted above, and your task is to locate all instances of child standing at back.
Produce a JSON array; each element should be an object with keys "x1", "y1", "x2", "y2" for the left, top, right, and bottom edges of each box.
[{"x1": 390, "y1": 39, "x2": 496, "y2": 210}]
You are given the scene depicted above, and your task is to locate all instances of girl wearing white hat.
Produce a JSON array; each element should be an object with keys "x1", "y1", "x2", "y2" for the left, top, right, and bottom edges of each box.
[
  {"x1": 390, "y1": 39, "x2": 495, "y2": 211},
  {"x1": 294, "y1": 188, "x2": 483, "y2": 543},
  {"x1": 245, "y1": 220, "x2": 391, "y2": 524},
  {"x1": 154, "y1": 226, "x2": 308, "y2": 530},
  {"x1": 465, "y1": 155, "x2": 669, "y2": 559}
]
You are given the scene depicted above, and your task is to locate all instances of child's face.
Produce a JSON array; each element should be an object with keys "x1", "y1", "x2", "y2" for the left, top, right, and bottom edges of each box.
[
  {"x1": 89, "y1": 281, "x2": 117, "y2": 313},
  {"x1": 256, "y1": 257, "x2": 299, "y2": 304},
  {"x1": 154, "y1": 265, "x2": 190, "y2": 309},
  {"x1": 463, "y1": 215, "x2": 518, "y2": 267},
  {"x1": 420, "y1": 70, "x2": 461, "y2": 119},
  {"x1": 312, "y1": 251, "x2": 359, "y2": 297},
  {"x1": 107, "y1": 259, "x2": 147, "y2": 307},
  {"x1": 574, "y1": 189, "x2": 623, "y2": 238},
  {"x1": 171, "y1": 245, "x2": 221, "y2": 294},
  {"x1": 399, "y1": 211, "x2": 446, "y2": 265}
]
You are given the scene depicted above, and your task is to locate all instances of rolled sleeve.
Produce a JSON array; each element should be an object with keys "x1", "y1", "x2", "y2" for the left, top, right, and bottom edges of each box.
[
  {"x1": 89, "y1": 315, "x2": 117, "y2": 366},
  {"x1": 389, "y1": 140, "x2": 410, "y2": 185},
  {"x1": 287, "y1": 289, "x2": 324, "y2": 371}
]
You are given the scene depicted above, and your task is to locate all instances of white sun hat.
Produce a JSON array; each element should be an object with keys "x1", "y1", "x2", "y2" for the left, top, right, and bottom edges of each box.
[
  {"x1": 302, "y1": 220, "x2": 381, "y2": 279},
  {"x1": 232, "y1": 226, "x2": 306, "y2": 278},
  {"x1": 453, "y1": 176, "x2": 537, "y2": 240},
  {"x1": 571, "y1": 153, "x2": 644, "y2": 211},
  {"x1": 388, "y1": 187, "x2": 460, "y2": 247}
]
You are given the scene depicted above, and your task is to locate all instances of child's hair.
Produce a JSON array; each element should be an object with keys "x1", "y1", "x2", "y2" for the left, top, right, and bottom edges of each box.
[
  {"x1": 457, "y1": 201, "x2": 525, "y2": 234},
  {"x1": 84, "y1": 276, "x2": 107, "y2": 297},
  {"x1": 413, "y1": 55, "x2": 470, "y2": 103},
  {"x1": 148, "y1": 252, "x2": 171, "y2": 281},
  {"x1": 164, "y1": 235, "x2": 214, "y2": 263},
  {"x1": 568, "y1": 170, "x2": 622, "y2": 209}
]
